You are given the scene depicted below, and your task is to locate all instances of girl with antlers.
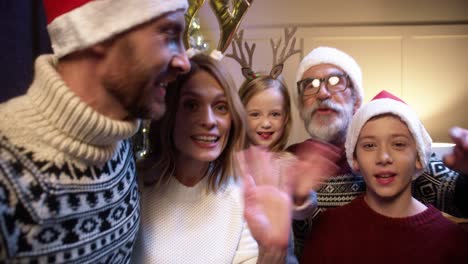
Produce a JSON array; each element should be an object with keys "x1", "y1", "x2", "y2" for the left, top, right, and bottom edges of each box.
[
  {"x1": 239, "y1": 73, "x2": 292, "y2": 152},
  {"x1": 229, "y1": 28, "x2": 301, "y2": 153}
]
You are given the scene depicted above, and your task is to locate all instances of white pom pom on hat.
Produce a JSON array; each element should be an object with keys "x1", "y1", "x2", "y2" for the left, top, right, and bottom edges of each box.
[
  {"x1": 43, "y1": 0, "x2": 188, "y2": 58},
  {"x1": 344, "y1": 90, "x2": 432, "y2": 180},
  {"x1": 295, "y1": 46, "x2": 363, "y2": 105}
]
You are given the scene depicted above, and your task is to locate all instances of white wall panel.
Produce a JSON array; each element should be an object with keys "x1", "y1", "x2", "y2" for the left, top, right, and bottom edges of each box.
[{"x1": 197, "y1": 1, "x2": 468, "y2": 144}]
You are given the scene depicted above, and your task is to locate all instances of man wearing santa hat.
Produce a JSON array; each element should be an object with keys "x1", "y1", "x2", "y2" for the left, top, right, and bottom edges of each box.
[
  {"x1": 0, "y1": 0, "x2": 190, "y2": 262},
  {"x1": 289, "y1": 46, "x2": 468, "y2": 258}
]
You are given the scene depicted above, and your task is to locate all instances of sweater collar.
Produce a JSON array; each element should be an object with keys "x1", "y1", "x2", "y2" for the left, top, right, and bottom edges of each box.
[
  {"x1": 26, "y1": 55, "x2": 139, "y2": 164},
  {"x1": 355, "y1": 195, "x2": 439, "y2": 228}
]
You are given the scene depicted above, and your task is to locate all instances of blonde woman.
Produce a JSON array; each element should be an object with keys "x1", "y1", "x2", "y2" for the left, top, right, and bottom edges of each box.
[{"x1": 133, "y1": 54, "x2": 294, "y2": 263}]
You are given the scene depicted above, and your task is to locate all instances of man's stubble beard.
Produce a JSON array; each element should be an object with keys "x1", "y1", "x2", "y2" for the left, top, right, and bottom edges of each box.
[{"x1": 103, "y1": 39, "x2": 158, "y2": 120}]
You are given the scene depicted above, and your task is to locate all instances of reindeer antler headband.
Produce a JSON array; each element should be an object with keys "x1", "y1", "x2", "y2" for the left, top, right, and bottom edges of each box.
[
  {"x1": 226, "y1": 29, "x2": 257, "y2": 79},
  {"x1": 184, "y1": 0, "x2": 254, "y2": 60},
  {"x1": 227, "y1": 26, "x2": 302, "y2": 80}
]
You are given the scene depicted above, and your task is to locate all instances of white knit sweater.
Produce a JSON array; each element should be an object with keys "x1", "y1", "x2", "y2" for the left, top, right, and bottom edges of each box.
[
  {"x1": 133, "y1": 176, "x2": 259, "y2": 264},
  {"x1": 0, "y1": 55, "x2": 139, "y2": 168}
]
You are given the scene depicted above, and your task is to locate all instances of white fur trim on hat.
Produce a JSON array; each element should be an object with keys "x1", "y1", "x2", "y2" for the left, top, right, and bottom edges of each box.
[
  {"x1": 294, "y1": 46, "x2": 363, "y2": 106},
  {"x1": 344, "y1": 98, "x2": 432, "y2": 180},
  {"x1": 46, "y1": 0, "x2": 188, "y2": 58}
]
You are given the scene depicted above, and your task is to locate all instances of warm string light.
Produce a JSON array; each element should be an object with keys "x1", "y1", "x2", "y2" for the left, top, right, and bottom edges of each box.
[
  {"x1": 188, "y1": 17, "x2": 209, "y2": 52},
  {"x1": 132, "y1": 119, "x2": 151, "y2": 162}
]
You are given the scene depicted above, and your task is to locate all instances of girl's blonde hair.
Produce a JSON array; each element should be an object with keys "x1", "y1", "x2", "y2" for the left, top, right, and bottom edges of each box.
[
  {"x1": 143, "y1": 54, "x2": 246, "y2": 192},
  {"x1": 238, "y1": 75, "x2": 292, "y2": 152}
]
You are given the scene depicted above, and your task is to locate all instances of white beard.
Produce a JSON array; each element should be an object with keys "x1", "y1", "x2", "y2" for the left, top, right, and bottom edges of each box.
[{"x1": 300, "y1": 99, "x2": 354, "y2": 144}]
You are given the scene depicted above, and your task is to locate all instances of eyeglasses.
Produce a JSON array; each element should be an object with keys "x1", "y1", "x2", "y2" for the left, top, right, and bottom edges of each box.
[{"x1": 297, "y1": 74, "x2": 349, "y2": 96}]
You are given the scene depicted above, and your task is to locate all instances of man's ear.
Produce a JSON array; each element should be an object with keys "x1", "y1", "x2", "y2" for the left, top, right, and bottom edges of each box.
[
  {"x1": 353, "y1": 98, "x2": 361, "y2": 114},
  {"x1": 415, "y1": 156, "x2": 423, "y2": 171},
  {"x1": 352, "y1": 156, "x2": 360, "y2": 171},
  {"x1": 89, "y1": 42, "x2": 112, "y2": 57},
  {"x1": 90, "y1": 37, "x2": 115, "y2": 57}
]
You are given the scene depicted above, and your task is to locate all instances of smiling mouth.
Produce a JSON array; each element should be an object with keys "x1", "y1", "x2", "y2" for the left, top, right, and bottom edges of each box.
[
  {"x1": 153, "y1": 82, "x2": 167, "y2": 101},
  {"x1": 191, "y1": 135, "x2": 219, "y2": 143},
  {"x1": 375, "y1": 172, "x2": 396, "y2": 178},
  {"x1": 257, "y1": 132, "x2": 273, "y2": 140}
]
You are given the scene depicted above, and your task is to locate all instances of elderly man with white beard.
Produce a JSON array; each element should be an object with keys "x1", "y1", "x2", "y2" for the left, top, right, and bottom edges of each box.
[{"x1": 288, "y1": 46, "x2": 468, "y2": 258}]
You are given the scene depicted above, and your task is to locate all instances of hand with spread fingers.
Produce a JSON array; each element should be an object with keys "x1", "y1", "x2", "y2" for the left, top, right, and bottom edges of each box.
[
  {"x1": 443, "y1": 126, "x2": 468, "y2": 174},
  {"x1": 237, "y1": 144, "x2": 340, "y2": 262},
  {"x1": 238, "y1": 147, "x2": 292, "y2": 252},
  {"x1": 287, "y1": 140, "x2": 341, "y2": 205}
]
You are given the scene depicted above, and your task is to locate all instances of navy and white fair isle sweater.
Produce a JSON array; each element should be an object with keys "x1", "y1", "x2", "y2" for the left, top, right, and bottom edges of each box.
[{"x1": 0, "y1": 55, "x2": 140, "y2": 263}]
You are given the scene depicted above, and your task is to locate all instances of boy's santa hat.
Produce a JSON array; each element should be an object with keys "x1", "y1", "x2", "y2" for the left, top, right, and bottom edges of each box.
[
  {"x1": 43, "y1": 0, "x2": 188, "y2": 58},
  {"x1": 295, "y1": 46, "x2": 363, "y2": 106},
  {"x1": 345, "y1": 90, "x2": 432, "y2": 179}
]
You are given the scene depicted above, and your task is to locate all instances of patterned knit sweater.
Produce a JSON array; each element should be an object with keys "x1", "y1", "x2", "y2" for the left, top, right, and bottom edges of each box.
[
  {"x1": 132, "y1": 176, "x2": 259, "y2": 264},
  {"x1": 288, "y1": 139, "x2": 468, "y2": 258},
  {"x1": 0, "y1": 55, "x2": 140, "y2": 263},
  {"x1": 301, "y1": 195, "x2": 468, "y2": 263}
]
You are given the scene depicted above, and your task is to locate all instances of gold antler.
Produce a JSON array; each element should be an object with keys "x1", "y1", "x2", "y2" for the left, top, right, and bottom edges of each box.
[
  {"x1": 210, "y1": 0, "x2": 254, "y2": 53},
  {"x1": 184, "y1": 0, "x2": 206, "y2": 49},
  {"x1": 270, "y1": 26, "x2": 301, "y2": 66}
]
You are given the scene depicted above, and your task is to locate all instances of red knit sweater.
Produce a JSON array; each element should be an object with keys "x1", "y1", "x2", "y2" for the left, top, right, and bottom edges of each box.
[{"x1": 301, "y1": 195, "x2": 468, "y2": 264}]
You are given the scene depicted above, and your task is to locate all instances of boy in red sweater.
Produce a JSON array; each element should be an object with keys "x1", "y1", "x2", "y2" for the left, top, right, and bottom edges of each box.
[{"x1": 301, "y1": 90, "x2": 468, "y2": 263}]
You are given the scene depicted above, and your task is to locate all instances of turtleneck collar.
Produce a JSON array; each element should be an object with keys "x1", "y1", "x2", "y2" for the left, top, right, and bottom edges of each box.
[{"x1": 15, "y1": 55, "x2": 139, "y2": 165}]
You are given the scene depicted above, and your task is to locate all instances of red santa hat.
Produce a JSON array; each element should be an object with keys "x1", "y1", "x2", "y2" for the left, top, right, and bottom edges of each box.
[
  {"x1": 345, "y1": 90, "x2": 432, "y2": 179},
  {"x1": 295, "y1": 46, "x2": 363, "y2": 106},
  {"x1": 43, "y1": 0, "x2": 188, "y2": 58}
]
